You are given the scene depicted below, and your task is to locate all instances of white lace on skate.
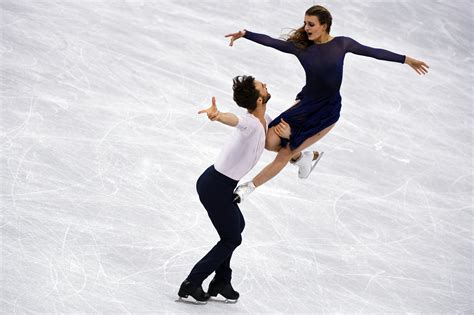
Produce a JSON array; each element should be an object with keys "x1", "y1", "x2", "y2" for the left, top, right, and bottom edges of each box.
[{"x1": 232, "y1": 181, "x2": 255, "y2": 203}]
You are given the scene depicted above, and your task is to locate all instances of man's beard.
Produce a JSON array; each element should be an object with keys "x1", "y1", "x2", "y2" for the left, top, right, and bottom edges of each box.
[{"x1": 262, "y1": 93, "x2": 271, "y2": 104}]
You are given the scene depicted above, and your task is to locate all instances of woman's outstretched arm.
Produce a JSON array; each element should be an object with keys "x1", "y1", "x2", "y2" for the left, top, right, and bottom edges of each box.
[
  {"x1": 225, "y1": 29, "x2": 298, "y2": 55},
  {"x1": 344, "y1": 37, "x2": 429, "y2": 74}
]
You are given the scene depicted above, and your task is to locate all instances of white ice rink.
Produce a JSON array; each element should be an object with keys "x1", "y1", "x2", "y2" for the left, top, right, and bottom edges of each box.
[{"x1": 1, "y1": 0, "x2": 472, "y2": 313}]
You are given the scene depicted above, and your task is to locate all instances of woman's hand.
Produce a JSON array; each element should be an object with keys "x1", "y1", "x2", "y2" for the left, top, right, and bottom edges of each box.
[
  {"x1": 405, "y1": 56, "x2": 429, "y2": 75},
  {"x1": 224, "y1": 30, "x2": 246, "y2": 46},
  {"x1": 274, "y1": 118, "x2": 291, "y2": 139},
  {"x1": 198, "y1": 97, "x2": 220, "y2": 121}
]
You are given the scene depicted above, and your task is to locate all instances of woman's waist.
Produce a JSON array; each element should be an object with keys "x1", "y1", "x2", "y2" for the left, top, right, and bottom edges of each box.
[{"x1": 296, "y1": 88, "x2": 341, "y2": 103}]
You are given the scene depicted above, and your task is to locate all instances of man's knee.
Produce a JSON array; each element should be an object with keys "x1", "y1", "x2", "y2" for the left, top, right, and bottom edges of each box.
[
  {"x1": 223, "y1": 235, "x2": 242, "y2": 249},
  {"x1": 232, "y1": 235, "x2": 242, "y2": 247}
]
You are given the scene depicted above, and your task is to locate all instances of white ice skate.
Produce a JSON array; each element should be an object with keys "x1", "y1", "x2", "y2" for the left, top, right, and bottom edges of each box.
[
  {"x1": 232, "y1": 181, "x2": 255, "y2": 203},
  {"x1": 291, "y1": 150, "x2": 324, "y2": 179}
]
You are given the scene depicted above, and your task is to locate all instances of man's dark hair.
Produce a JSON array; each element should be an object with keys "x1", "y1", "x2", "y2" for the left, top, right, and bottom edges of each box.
[{"x1": 232, "y1": 75, "x2": 259, "y2": 111}]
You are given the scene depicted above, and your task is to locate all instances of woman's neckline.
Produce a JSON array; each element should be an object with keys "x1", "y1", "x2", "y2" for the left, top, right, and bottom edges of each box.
[{"x1": 314, "y1": 36, "x2": 337, "y2": 45}]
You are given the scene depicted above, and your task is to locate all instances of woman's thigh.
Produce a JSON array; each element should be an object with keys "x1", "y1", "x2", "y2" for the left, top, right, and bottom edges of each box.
[
  {"x1": 291, "y1": 123, "x2": 336, "y2": 155},
  {"x1": 265, "y1": 127, "x2": 282, "y2": 152}
]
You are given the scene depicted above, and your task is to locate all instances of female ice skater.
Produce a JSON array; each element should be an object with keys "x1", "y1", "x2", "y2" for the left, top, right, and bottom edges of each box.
[
  {"x1": 177, "y1": 75, "x2": 290, "y2": 303},
  {"x1": 228, "y1": 5, "x2": 429, "y2": 202}
]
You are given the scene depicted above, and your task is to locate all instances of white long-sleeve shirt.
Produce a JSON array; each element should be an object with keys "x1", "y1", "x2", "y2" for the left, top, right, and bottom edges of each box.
[{"x1": 214, "y1": 113, "x2": 272, "y2": 181}]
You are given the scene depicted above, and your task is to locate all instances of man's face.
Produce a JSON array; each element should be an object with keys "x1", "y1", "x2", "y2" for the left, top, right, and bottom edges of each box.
[{"x1": 254, "y1": 80, "x2": 271, "y2": 104}]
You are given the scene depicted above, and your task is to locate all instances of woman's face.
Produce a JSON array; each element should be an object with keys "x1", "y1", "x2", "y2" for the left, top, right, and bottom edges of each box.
[{"x1": 304, "y1": 15, "x2": 327, "y2": 41}]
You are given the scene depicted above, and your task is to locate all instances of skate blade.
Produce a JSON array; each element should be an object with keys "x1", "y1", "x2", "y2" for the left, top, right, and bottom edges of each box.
[
  {"x1": 300, "y1": 151, "x2": 324, "y2": 179},
  {"x1": 175, "y1": 296, "x2": 207, "y2": 305},
  {"x1": 311, "y1": 151, "x2": 324, "y2": 171},
  {"x1": 209, "y1": 296, "x2": 238, "y2": 304}
]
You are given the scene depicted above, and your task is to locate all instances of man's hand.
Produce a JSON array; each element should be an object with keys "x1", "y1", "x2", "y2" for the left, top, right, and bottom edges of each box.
[
  {"x1": 198, "y1": 96, "x2": 220, "y2": 121},
  {"x1": 274, "y1": 118, "x2": 291, "y2": 139},
  {"x1": 198, "y1": 97, "x2": 239, "y2": 127}
]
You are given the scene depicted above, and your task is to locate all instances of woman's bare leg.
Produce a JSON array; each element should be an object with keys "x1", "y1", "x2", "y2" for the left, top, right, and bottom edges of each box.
[
  {"x1": 252, "y1": 123, "x2": 336, "y2": 187},
  {"x1": 266, "y1": 100, "x2": 301, "y2": 152}
]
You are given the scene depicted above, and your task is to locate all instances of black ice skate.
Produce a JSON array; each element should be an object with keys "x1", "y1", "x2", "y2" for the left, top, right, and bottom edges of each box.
[
  {"x1": 176, "y1": 280, "x2": 209, "y2": 304},
  {"x1": 207, "y1": 277, "x2": 240, "y2": 303}
]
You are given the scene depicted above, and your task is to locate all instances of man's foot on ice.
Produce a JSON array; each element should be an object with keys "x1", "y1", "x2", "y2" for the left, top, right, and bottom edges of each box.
[
  {"x1": 232, "y1": 181, "x2": 255, "y2": 203},
  {"x1": 291, "y1": 151, "x2": 324, "y2": 179},
  {"x1": 176, "y1": 280, "x2": 209, "y2": 304},
  {"x1": 207, "y1": 277, "x2": 240, "y2": 303}
]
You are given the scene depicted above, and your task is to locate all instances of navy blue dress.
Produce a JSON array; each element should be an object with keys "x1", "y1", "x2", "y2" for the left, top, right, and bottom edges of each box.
[{"x1": 243, "y1": 30, "x2": 406, "y2": 149}]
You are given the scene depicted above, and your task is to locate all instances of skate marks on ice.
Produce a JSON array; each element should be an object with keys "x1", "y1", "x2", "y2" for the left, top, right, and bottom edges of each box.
[{"x1": 2, "y1": 0, "x2": 472, "y2": 313}]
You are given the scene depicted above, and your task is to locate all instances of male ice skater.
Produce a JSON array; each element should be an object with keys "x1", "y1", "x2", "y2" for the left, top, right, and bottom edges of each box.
[{"x1": 177, "y1": 75, "x2": 291, "y2": 304}]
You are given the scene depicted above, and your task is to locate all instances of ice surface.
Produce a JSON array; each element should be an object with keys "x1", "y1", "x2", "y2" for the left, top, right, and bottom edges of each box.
[{"x1": 1, "y1": 0, "x2": 472, "y2": 313}]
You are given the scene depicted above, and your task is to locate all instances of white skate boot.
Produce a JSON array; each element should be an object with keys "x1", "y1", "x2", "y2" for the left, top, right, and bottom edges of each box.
[
  {"x1": 232, "y1": 181, "x2": 256, "y2": 203},
  {"x1": 291, "y1": 151, "x2": 324, "y2": 179}
]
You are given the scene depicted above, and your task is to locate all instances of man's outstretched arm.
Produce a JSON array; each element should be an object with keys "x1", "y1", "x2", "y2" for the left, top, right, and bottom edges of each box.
[{"x1": 198, "y1": 96, "x2": 238, "y2": 127}]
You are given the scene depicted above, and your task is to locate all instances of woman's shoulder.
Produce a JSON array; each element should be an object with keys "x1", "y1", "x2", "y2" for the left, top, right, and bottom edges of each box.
[
  {"x1": 332, "y1": 36, "x2": 358, "y2": 50},
  {"x1": 333, "y1": 36, "x2": 353, "y2": 41}
]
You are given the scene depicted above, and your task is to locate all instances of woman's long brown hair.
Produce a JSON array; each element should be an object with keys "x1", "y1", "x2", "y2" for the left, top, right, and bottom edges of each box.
[{"x1": 283, "y1": 5, "x2": 333, "y2": 50}]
